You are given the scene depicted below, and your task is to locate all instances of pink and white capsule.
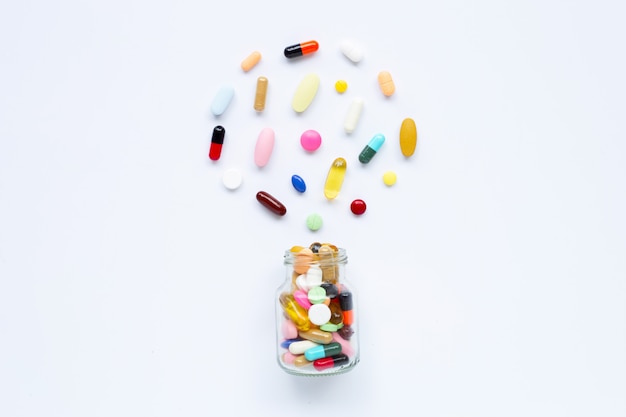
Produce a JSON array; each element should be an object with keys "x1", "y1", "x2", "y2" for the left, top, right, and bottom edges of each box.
[{"x1": 254, "y1": 127, "x2": 275, "y2": 167}]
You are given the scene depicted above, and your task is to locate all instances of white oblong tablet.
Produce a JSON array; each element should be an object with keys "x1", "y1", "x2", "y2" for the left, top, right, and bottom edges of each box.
[
  {"x1": 340, "y1": 40, "x2": 363, "y2": 63},
  {"x1": 210, "y1": 85, "x2": 235, "y2": 116},
  {"x1": 222, "y1": 168, "x2": 243, "y2": 190},
  {"x1": 254, "y1": 127, "x2": 275, "y2": 167},
  {"x1": 291, "y1": 73, "x2": 320, "y2": 113},
  {"x1": 344, "y1": 98, "x2": 364, "y2": 133}
]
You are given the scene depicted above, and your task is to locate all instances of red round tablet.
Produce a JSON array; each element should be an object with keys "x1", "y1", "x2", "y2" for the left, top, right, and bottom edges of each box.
[{"x1": 350, "y1": 199, "x2": 366, "y2": 215}]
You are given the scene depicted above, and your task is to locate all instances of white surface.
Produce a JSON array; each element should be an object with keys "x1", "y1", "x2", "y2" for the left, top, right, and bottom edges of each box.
[{"x1": 1, "y1": 1, "x2": 625, "y2": 416}]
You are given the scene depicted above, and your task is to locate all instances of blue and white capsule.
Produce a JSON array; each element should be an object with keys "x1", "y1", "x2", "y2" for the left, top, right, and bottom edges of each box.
[{"x1": 358, "y1": 134, "x2": 385, "y2": 164}]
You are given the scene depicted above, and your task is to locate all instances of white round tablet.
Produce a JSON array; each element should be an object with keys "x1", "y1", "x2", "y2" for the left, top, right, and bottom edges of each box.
[
  {"x1": 308, "y1": 304, "x2": 331, "y2": 326},
  {"x1": 222, "y1": 168, "x2": 243, "y2": 190}
]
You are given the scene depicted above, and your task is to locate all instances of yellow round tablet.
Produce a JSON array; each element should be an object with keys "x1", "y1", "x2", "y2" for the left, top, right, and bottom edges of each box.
[
  {"x1": 335, "y1": 80, "x2": 348, "y2": 94},
  {"x1": 383, "y1": 171, "x2": 397, "y2": 186}
]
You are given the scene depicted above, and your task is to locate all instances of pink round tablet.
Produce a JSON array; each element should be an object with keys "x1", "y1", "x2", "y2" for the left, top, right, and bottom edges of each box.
[
  {"x1": 300, "y1": 129, "x2": 322, "y2": 152},
  {"x1": 293, "y1": 289, "x2": 312, "y2": 310}
]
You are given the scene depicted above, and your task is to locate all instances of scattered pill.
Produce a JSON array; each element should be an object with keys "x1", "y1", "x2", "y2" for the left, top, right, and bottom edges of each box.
[
  {"x1": 208, "y1": 125, "x2": 225, "y2": 161},
  {"x1": 304, "y1": 342, "x2": 342, "y2": 361},
  {"x1": 308, "y1": 304, "x2": 332, "y2": 326},
  {"x1": 210, "y1": 85, "x2": 235, "y2": 116},
  {"x1": 254, "y1": 76, "x2": 268, "y2": 112},
  {"x1": 313, "y1": 353, "x2": 350, "y2": 371},
  {"x1": 222, "y1": 168, "x2": 242, "y2": 190},
  {"x1": 291, "y1": 175, "x2": 306, "y2": 193},
  {"x1": 306, "y1": 213, "x2": 323, "y2": 231},
  {"x1": 335, "y1": 80, "x2": 348, "y2": 93},
  {"x1": 254, "y1": 127, "x2": 275, "y2": 167},
  {"x1": 400, "y1": 117, "x2": 418, "y2": 157},
  {"x1": 324, "y1": 157, "x2": 347, "y2": 200},
  {"x1": 377, "y1": 71, "x2": 395, "y2": 97},
  {"x1": 292, "y1": 73, "x2": 320, "y2": 113},
  {"x1": 284, "y1": 40, "x2": 319, "y2": 58},
  {"x1": 339, "y1": 40, "x2": 363, "y2": 63},
  {"x1": 256, "y1": 191, "x2": 287, "y2": 216},
  {"x1": 300, "y1": 129, "x2": 322, "y2": 152},
  {"x1": 343, "y1": 98, "x2": 364, "y2": 134},
  {"x1": 350, "y1": 199, "x2": 366, "y2": 215},
  {"x1": 241, "y1": 51, "x2": 262, "y2": 72},
  {"x1": 383, "y1": 171, "x2": 397, "y2": 186},
  {"x1": 359, "y1": 133, "x2": 385, "y2": 164}
]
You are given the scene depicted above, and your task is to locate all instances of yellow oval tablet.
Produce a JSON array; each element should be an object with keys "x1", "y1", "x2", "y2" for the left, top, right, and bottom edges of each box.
[
  {"x1": 399, "y1": 117, "x2": 417, "y2": 157},
  {"x1": 292, "y1": 73, "x2": 320, "y2": 113},
  {"x1": 324, "y1": 157, "x2": 347, "y2": 200}
]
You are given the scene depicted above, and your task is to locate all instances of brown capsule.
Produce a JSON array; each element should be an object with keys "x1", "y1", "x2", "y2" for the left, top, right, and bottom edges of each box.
[
  {"x1": 256, "y1": 191, "x2": 286, "y2": 216},
  {"x1": 254, "y1": 76, "x2": 268, "y2": 111}
]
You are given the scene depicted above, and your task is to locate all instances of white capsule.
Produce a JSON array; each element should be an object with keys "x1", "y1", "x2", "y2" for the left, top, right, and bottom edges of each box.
[
  {"x1": 340, "y1": 40, "x2": 364, "y2": 63},
  {"x1": 289, "y1": 340, "x2": 319, "y2": 355},
  {"x1": 344, "y1": 98, "x2": 364, "y2": 134}
]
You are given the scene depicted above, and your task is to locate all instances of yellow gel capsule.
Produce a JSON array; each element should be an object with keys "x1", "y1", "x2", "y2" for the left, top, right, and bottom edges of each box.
[
  {"x1": 279, "y1": 293, "x2": 311, "y2": 331},
  {"x1": 254, "y1": 76, "x2": 268, "y2": 112},
  {"x1": 335, "y1": 80, "x2": 348, "y2": 93},
  {"x1": 292, "y1": 73, "x2": 320, "y2": 113},
  {"x1": 378, "y1": 70, "x2": 395, "y2": 97},
  {"x1": 241, "y1": 51, "x2": 261, "y2": 72},
  {"x1": 399, "y1": 117, "x2": 417, "y2": 157},
  {"x1": 324, "y1": 157, "x2": 347, "y2": 200}
]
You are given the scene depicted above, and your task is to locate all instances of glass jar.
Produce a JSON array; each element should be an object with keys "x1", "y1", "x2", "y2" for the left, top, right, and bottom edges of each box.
[{"x1": 276, "y1": 242, "x2": 359, "y2": 376}]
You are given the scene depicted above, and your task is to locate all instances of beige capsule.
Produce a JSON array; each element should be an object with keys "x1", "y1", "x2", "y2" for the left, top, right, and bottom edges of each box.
[
  {"x1": 299, "y1": 328, "x2": 333, "y2": 344},
  {"x1": 377, "y1": 70, "x2": 396, "y2": 97},
  {"x1": 241, "y1": 51, "x2": 261, "y2": 72},
  {"x1": 254, "y1": 76, "x2": 268, "y2": 112}
]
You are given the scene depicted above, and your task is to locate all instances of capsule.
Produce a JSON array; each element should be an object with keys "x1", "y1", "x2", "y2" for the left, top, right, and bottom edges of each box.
[
  {"x1": 241, "y1": 51, "x2": 261, "y2": 72},
  {"x1": 339, "y1": 291, "x2": 354, "y2": 326},
  {"x1": 256, "y1": 191, "x2": 287, "y2": 216},
  {"x1": 284, "y1": 40, "x2": 319, "y2": 58},
  {"x1": 304, "y1": 342, "x2": 342, "y2": 361},
  {"x1": 313, "y1": 353, "x2": 350, "y2": 371},
  {"x1": 377, "y1": 71, "x2": 395, "y2": 97},
  {"x1": 400, "y1": 117, "x2": 417, "y2": 157},
  {"x1": 323, "y1": 157, "x2": 347, "y2": 200},
  {"x1": 299, "y1": 329, "x2": 333, "y2": 344},
  {"x1": 358, "y1": 134, "x2": 385, "y2": 164},
  {"x1": 279, "y1": 293, "x2": 310, "y2": 331},
  {"x1": 254, "y1": 76, "x2": 268, "y2": 111},
  {"x1": 208, "y1": 125, "x2": 225, "y2": 161}
]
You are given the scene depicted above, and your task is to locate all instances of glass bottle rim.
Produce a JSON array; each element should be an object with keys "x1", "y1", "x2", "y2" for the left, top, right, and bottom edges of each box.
[{"x1": 283, "y1": 247, "x2": 348, "y2": 264}]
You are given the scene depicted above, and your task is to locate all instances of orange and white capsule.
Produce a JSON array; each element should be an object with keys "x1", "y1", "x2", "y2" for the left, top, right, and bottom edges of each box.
[
  {"x1": 241, "y1": 51, "x2": 261, "y2": 72},
  {"x1": 377, "y1": 71, "x2": 395, "y2": 97}
]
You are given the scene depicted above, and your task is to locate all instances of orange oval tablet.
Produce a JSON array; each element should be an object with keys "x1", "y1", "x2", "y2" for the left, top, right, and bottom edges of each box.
[
  {"x1": 377, "y1": 70, "x2": 395, "y2": 97},
  {"x1": 241, "y1": 51, "x2": 262, "y2": 72},
  {"x1": 399, "y1": 117, "x2": 417, "y2": 157}
]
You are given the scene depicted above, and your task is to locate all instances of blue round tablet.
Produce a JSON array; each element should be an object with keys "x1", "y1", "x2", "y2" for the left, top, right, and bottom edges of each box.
[{"x1": 291, "y1": 174, "x2": 306, "y2": 193}]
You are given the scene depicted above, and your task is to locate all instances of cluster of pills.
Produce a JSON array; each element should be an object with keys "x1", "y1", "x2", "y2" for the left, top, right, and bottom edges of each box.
[
  {"x1": 207, "y1": 39, "x2": 419, "y2": 230},
  {"x1": 278, "y1": 243, "x2": 358, "y2": 375}
]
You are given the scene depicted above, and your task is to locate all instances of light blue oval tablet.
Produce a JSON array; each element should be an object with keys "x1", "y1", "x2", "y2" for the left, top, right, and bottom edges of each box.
[
  {"x1": 210, "y1": 85, "x2": 235, "y2": 116},
  {"x1": 291, "y1": 174, "x2": 306, "y2": 193}
]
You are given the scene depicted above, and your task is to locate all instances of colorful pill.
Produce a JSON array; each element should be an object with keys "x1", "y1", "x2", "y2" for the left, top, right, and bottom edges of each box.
[
  {"x1": 294, "y1": 289, "x2": 312, "y2": 310},
  {"x1": 340, "y1": 40, "x2": 363, "y2": 63},
  {"x1": 383, "y1": 171, "x2": 397, "y2": 186},
  {"x1": 378, "y1": 71, "x2": 395, "y2": 97},
  {"x1": 289, "y1": 340, "x2": 319, "y2": 355},
  {"x1": 284, "y1": 40, "x2": 319, "y2": 58},
  {"x1": 359, "y1": 134, "x2": 385, "y2": 164},
  {"x1": 350, "y1": 199, "x2": 366, "y2": 215},
  {"x1": 254, "y1": 127, "x2": 275, "y2": 167},
  {"x1": 291, "y1": 175, "x2": 306, "y2": 193},
  {"x1": 304, "y1": 342, "x2": 342, "y2": 361},
  {"x1": 294, "y1": 355, "x2": 311, "y2": 367},
  {"x1": 280, "y1": 338, "x2": 303, "y2": 349},
  {"x1": 328, "y1": 302, "x2": 343, "y2": 324},
  {"x1": 208, "y1": 125, "x2": 225, "y2": 161},
  {"x1": 400, "y1": 117, "x2": 418, "y2": 157},
  {"x1": 241, "y1": 51, "x2": 262, "y2": 72},
  {"x1": 254, "y1": 76, "x2": 268, "y2": 112},
  {"x1": 279, "y1": 293, "x2": 310, "y2": 331},
  {"x1": 339, "y1": 291, "x2": 354, "y2": 326},
  {"x1": 299, "y1": 328, "x2": 333, "y2": 345},
  {"x1": 210, "y1": 85, "x2": 235, "y2": 116},
  {"x1": 282, "y1": 319, "x2": 298, "y2": 339},
  {"x1": 335, "y1": 80, "x2": 348, "y2": 93},
  {"x1": 294, "y1": 248, "x2": 314, "y2": 274},
  {"x1": 324, "y1": 157, "x2": 347, "y2": 200},
  {"x1": 282, "y1": 352, "x2": 297, "y2": 364},
  {"x1": 300, "y1": 129, "x2": 322, "y2": 152},
  {"x1": 320, "y1": 323, "x2": 342, "y2": 332},
  {"x1": 320, "y1": 282, "x2": 338, "y2": 299},
  {"x1": 256, "y1": 191, "x2": 287, "y2": 216},
  {"x1": 313, "y1": 353, "x2": 350, "y2": 371},
  {"x1": 306, "y1": 213, "x2": 323, "y2": 231},
  {"x1": 308, "y1": 286, "x2": 326, "y2": 304},
  {"x1": 308, "y1": 303, "x2": 331, "y2": 326},
  {"x1": 344, "y1": 98, "x2": 364, "y2": 133},
  {"x1": 292, "y1": 73, "x2": 320, "y2": 113}
]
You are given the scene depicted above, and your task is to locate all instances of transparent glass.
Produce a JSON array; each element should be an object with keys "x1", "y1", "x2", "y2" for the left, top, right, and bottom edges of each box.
[{"x1": 276, "y1": 243, "x2": 359, "y2": 376}]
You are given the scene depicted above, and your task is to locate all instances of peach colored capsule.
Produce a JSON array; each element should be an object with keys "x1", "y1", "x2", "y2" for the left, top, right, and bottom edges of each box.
[
  {"x1": 377, "y1": 70, "x2": 395, "y2": 97},
  {"x1": 241, "y1": 51, "x2": 261, "y2": 72}
]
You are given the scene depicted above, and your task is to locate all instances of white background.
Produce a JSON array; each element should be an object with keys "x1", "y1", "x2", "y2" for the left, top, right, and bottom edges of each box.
[{"x1": 1, "y1": 1, "x2": 625, "y2": 416}]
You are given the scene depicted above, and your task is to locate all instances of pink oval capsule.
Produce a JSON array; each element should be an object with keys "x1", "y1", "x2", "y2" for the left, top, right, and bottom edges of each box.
[{"x1": 254, "y1": 127, "x2": 275, "y2": 167}]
